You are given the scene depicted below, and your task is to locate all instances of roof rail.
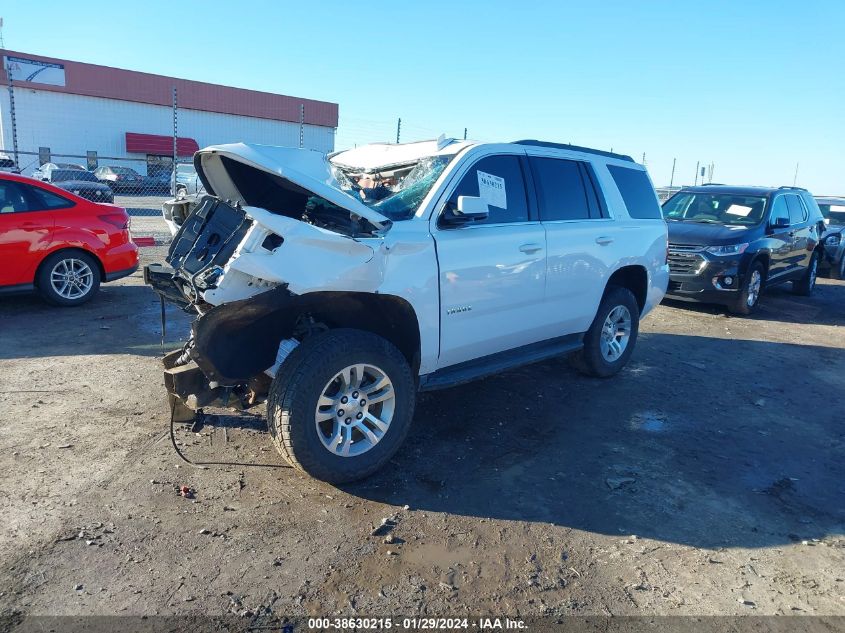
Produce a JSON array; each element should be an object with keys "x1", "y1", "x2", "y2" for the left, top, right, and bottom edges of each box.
[
  {"x1": 778, "y1": 185, "x2": 808, "y2": 192},
  {"x1": 512, "y1": 140, "x2": 634, "y2": 163}
]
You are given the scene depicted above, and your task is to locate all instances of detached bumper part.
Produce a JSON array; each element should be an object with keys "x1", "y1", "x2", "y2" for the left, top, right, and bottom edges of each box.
[{"x1": 163, "y1": 348, "x2": 271, "y2": 422}]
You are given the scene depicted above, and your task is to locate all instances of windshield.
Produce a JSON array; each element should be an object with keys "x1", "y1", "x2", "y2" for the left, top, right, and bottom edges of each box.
[
  {"x1": 176, "y1": 164, "x2": 196, "y2": 176},
  {"x1": 53, "y1": 169, "x2": 97, "y2": 182},
  {"x1": 663, "y1": 192, "x2": 768, "y2": 226},
  {"x1": 112, "y1": 166, "x2": 138, "y2": 175},
  {"x1": 332, "y1": 155, "x2": 455, "y2": 221},
  {"x1": 818, "y1": 202, "x2": 845, "y2": 226}
]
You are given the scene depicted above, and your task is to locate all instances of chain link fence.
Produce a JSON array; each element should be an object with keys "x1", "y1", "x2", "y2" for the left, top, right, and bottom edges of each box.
[{"x1": 1, "y1": 52, "x2": 337, "y2": 217}]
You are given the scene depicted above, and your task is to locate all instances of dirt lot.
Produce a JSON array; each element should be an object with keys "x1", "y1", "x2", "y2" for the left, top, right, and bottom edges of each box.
[{"x1": 1, "y1": 216, "x2": 843, "y2": 622}]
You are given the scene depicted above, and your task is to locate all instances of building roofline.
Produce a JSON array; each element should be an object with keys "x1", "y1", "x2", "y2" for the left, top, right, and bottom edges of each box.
[{"x1": 1, "y1": 48, "x2": 339, "y2": 128}]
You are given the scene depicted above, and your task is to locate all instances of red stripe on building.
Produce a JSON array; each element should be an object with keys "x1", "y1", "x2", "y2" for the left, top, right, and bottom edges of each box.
[
  {"x1": 125, "y1": 132, "x2": 199, "y2": 156},
  {"x1": 1, "y1": 49, "x2": 339, "y2": 128}
]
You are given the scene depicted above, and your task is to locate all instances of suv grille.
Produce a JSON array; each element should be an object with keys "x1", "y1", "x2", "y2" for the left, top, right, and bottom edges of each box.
[{"x1": 668, "y1": 243, "x2": 706, "y2": 275}]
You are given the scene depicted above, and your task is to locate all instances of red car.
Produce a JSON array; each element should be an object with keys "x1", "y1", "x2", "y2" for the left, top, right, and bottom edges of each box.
[{"x1": 0, "y1": 172, "x2": 139, "y2": 306}]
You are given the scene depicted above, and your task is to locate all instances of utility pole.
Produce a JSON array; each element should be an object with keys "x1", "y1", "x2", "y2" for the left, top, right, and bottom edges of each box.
[
  {"x1": 694, "y1": 161, "x2": 700, "y2": 186},
  {"x1": 172, "y1": 87, "x2": 178, "y2": 193},
  {"x1": 6, "y1": 58, "x2": 18, "y2": 167},
  {"x1": 396, "y1": 117, "x2": 401, "y2": 144},
  {"x1": 793, "y1": 162, "x2": 799, "y2": 186},
  {"x1": 641, "y1": 152, "x2": 646, "y2": 165},
  {"x1": 669, "y1": 158, "x2": 676, "y2": 188},
  {"x1": 463, "y1": 127, "x2": 467, "y2": 141},
  {"x1": 299, "y1": 104, "x2": 305, "y2": 149}
]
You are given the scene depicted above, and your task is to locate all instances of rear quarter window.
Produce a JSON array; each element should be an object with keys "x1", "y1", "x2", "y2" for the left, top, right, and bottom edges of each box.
[{"x1": 607, "y1": 165, "x2": 662, "y2": 219}]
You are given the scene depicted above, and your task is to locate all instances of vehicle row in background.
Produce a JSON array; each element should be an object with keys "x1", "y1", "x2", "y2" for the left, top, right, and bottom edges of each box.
[{"x1": 817, "y1": 196, "x2": 845, "y2": 279}]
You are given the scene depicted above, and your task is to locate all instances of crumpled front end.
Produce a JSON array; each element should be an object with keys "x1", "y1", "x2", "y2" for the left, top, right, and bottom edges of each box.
[{"x1": 145, "y1": 196, "x2": 384, "y2": 422}]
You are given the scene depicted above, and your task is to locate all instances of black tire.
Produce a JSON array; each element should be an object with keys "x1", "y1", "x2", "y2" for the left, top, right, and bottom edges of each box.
[
  {"x1": 792, "y1": 251, "x2": 819, "y2": 296},
  {"x1": 266, "y1": 329, "x2": 415, "y2": 483},
  {"x1": 728, "y1": 261, "x2": 764, "y2": 315},
  {"x1": 36, "y1": 250, "x2": 101, "y2": 306},
  {"x1": 836, "y1": 255, "x2": 845, "y2": 280},
  {"x1": 570, "y1": 286, "x2": 640, "y2": 378}
]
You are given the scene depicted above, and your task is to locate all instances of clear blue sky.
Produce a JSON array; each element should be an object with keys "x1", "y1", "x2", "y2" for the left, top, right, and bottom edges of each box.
[{"x1": 3, "y1": 1, "x2": 843, "y2": 192}]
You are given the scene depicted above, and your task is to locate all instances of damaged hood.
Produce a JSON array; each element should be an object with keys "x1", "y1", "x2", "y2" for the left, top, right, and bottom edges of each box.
[{"x1": 194, "y1": 143, "x2": 392, "y2": 230}]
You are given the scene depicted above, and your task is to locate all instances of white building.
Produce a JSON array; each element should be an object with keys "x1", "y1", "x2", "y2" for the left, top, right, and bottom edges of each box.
[{"x1": 0, "y1": 49, "x2": 338, "y2": 177}]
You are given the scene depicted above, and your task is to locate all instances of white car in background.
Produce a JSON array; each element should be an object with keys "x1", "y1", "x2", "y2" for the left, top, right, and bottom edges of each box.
[{"x1": 146, "y1": 138, "x2": 669, "y2": 483}]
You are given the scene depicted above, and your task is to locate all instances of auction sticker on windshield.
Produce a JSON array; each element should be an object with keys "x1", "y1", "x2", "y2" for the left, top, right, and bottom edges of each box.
[
  {"x1": 477, "y1": 170, "x2": 507, "y2": 209},
  {"x1": 726, "y1": 204, "x2": 752, "y2": 216}
]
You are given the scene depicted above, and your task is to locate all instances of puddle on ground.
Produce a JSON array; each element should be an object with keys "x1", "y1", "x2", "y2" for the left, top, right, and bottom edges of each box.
[{"x1": 629, "y1": 411, "x2": 668, "y2": 432}]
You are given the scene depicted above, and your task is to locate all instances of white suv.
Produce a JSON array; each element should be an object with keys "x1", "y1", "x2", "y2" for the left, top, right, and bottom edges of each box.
[{"x1": 146, "y1": 138, "x2": 669, "y2": 482}]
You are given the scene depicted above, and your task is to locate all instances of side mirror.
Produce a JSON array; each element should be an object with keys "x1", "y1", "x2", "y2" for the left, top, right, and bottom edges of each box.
[
  {"x1": 771, "y1": 216, "x2": 790, "y2": 229},
  {"x1": 456, "y1": 195, "x2": 489, "y2": 220}
]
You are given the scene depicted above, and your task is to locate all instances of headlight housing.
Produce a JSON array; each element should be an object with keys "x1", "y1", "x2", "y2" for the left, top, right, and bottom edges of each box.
[
  {"x1": 706, "y1": 243, "x2": 749, "y2": 256},
  {"x1": 825, "y1": 234, "x2": 841, "y2": 246}
]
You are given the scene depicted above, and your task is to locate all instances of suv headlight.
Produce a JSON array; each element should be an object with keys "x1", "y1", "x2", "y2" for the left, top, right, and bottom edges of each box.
[
  {"x1": 825, "y1": 234, "x2": 841, "y2": 246},
  {"x1": 706, "y1": 243, "x2": 749, "y2": 256}
]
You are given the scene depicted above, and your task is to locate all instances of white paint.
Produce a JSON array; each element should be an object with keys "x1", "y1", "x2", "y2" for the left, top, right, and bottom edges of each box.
[
  {"x1": 195, "y1": 143, "x2": 390, "y2": 228},
  {"x1": 331, "y1": 138, "x2": 472, "y2": 170},
  {"x1": 476, "y1": 169, "x2": 507, "y2": 209},
  {"x1": 173, "y1": 140, "x2": 668, "y2": 378}
]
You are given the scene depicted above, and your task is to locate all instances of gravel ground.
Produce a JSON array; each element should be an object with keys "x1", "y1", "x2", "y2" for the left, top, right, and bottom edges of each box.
[{"x1": 0, "y1": 219, "x2": 843, "y2": 623}]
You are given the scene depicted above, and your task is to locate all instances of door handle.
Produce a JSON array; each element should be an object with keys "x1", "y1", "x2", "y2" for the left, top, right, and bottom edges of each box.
[
  {"x1": 519, "y1": 243, "x2": 542, "y2": 254},
  {"x1": 595, "y1": 236, "x2": 614, "y2": 245}
]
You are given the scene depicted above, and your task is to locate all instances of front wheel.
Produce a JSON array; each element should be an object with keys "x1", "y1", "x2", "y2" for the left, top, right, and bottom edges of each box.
[
  {"x1": 793, "y1": 251, "x2": 819, "y2": 296},
  {"x1": 266, "y1": 329, "x2": 415, "y2": 483},
  {"x1": 37, "y1": 250, "x2": 101, "y2": 306},
  {"x1": 570, "y1": 286, "x2": 640, "y2": 378},
  {"x1": 729, "y1": 262, "x2": 764, "y2": 315}
]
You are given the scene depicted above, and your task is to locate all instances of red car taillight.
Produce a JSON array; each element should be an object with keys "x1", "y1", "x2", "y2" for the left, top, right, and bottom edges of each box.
[{"x1": 99, "y1": 213, "x2": 130, "y2": 230}]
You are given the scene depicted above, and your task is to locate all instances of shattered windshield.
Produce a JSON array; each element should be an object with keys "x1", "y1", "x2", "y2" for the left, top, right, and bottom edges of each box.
[{"x1": 333, "y1": 155, "x2": 455, "y2": 221}]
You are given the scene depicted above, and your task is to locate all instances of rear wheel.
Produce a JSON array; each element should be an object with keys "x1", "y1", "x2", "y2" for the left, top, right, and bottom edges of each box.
[
  {"x1": 266, "y1": 329, "x2": 415, "y2": 483},
  {"x1": 37, "y1": 251, "x2": 101, "y2": 306},
  {"x1": 793, "y1": 251, "x2": 819, "y2": 296},
  {"x1": 570, "y1": 286, "x2": 639, "y2": 378},
  {"x1": 729, "y1": 262, "x2": 764, "y2": 315}
]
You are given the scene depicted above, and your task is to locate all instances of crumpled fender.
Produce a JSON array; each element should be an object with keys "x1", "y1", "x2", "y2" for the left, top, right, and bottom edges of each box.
[{"x1": 190, "y1": 285, "x2": 297, "y2": 385}]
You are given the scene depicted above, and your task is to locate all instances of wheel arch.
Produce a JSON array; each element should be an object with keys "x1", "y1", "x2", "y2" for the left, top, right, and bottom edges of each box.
[
  {"x1": 191, "y1": 287, "x2": 422, "y2": 385},
  {"x1": 605, "y1": 265, "x2": 648, "y2": 312},
  {"x1": 33, "y1": 246, "x2": 105, "y2": 288}
]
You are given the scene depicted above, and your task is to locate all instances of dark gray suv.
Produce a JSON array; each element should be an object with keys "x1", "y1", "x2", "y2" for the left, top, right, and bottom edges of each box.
[{"x1": 662, "y1": 185, "x2": 826, "y2": 314}]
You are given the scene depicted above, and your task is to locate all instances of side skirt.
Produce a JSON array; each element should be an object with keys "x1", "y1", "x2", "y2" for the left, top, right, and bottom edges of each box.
[{"x1": 419, "y1": 333, "x2": 584, "y2": 392}]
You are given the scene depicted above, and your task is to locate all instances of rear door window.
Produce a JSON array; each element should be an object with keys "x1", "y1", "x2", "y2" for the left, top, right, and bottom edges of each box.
[
  {"x1": 785, "y1": 194, "x2": 808, "y2": 225},
  {"x1": 0, "y1": 181, "x2": 30, "y2": 213},
  {"x1": 607, "y1": 165, "x2": 662, "y2": 219},
  {"x1": 528, "y1": 157, "x2": 591, "y2": 221},
  {"x1": 444, "y1": 154, "x2": 529, "y2": 226},
  {"x1": 769, "y1": 196, "x2": 790, "y2": 226}
]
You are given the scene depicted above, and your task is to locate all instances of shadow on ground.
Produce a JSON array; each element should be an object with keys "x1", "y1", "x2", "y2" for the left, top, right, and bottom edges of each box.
[
  {"x1": 0, "y1": 284, "x2": 190, "y2": 360},
  {"x1": 662, "y1": 277, "x2": 845, "y2": 326},
  {"x1": 345, "y1": 333, "x2": 845, "y2": 550}
]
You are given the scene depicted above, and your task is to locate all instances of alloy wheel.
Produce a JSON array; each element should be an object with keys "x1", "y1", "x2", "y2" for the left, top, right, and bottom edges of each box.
[
  {"x1": 314, "y1": 364, "x2": 396, "y2": 457},
  {"x1": 50, "y1": 258, "x2": 94, "y2": 300},
  {"x1": 747, "y1": 269, "x2": 762, "y2": 307},
  {"x1": 599, "y1": 305, "x2": 632, "y2": 362},
  {"x1": 808, "y1": 256, "x2": 818, "y2": 290}
]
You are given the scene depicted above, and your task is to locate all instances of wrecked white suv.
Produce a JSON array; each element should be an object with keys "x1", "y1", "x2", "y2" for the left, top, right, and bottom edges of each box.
[{"x1": 145, "y1": 138, "x2": 669, "y2": 483}]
